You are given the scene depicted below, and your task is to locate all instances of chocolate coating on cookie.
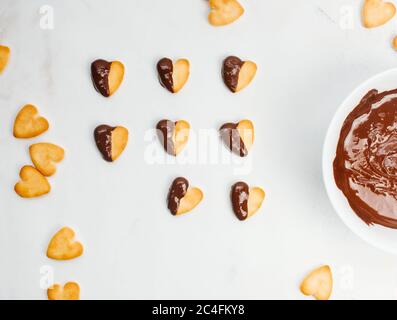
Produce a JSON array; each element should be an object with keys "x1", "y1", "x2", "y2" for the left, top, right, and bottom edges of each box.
[
  {"x1": 156, "y1": 119, "x2": 176, "y2": 156},
  {"x1": 167, "y1": 177, "x2": 189, "y2": 215},
  {"x1": 94, "y1": 125, "x2": 114, "y2": 162},
  {"x1": 222, "y1": 56, "x2": 243, "y2": 92},
  {"x1": 157, "y1": 58, "x2": 174, "y2": 93},
  {"x1": 220, "y1": 123, "x2": 248, "y2": 157},
  {"x1": 231, "y1": 182, "x2": 249, "y2": 221},
  {"x1": 91, "y1": 59, "x2": 111, "y2": 97}
]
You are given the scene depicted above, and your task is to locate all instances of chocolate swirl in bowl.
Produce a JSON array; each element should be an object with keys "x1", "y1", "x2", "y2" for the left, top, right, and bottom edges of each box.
[{"x1": 334, "y1": 89, "x2": 397, "y2": 228}]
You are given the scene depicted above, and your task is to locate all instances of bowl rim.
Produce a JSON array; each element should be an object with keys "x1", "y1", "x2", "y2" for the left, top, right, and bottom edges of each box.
[{"x1": 322, "y1": 67, "x2": 397, "y2": 255}]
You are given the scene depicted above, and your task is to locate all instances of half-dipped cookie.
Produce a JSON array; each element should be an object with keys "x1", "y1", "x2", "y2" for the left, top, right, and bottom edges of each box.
[
  {"x1": 94, "y1": 125, "x2": 128, "y2": 162},
  {"x1": 156, "y1": 119, "x2": 190, "y2": 156},
  {"x1": 231, "y1": 182, "x2": 265, "y2": 221},
  {"x1": 220, "y1": 119, "x2": 254, "y2": 157},
  {"x1": 157, "y1": 58, "x2": 190, "y2": 93},
  {"x1": 91, "y1": 59, "x2": 124, "y2": 97},
  {"x1": 222, "y1": 56, "x2": 257, "y2": 93},
  {"x1": 167, "y1": 177, "x2": 203, "y2": 215}
]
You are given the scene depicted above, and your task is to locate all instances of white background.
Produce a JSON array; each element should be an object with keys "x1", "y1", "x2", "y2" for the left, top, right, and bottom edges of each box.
[{"x1": 1, "y1": 0, "x2": 397, "y2": 300}]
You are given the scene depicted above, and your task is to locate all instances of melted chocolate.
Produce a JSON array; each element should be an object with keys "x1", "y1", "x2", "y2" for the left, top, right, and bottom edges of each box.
[
  {"x1": 220, "y1": 122, "x2": 248, "y2": 157},
  {"x1": 91, "y1": 59, "x2": 111, "y2": 97},
  {"x1": 231, "y1": 182, "x2": 249, "y2": 221},
  {"x1": 157, "y1": 58, "x2": 174, "y2": 93},
  {"x1": 94, "y1": 125, "x2": 115, "y2": 162},
  {"x1": 334, "y1": 88, "x2": 397, "y2": 228},
  {"x1": 222, "y1": 56, "x2": 243, "y2": 93},
  {"x1": 167, "y1": 177, "x2": 189, "y2": 215},
  {"x1": 156, "y1": 119, "x2": 176, "y2": 156}
]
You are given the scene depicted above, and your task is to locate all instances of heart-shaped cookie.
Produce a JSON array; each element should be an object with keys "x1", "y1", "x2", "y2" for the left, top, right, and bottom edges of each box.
[
  {"x1": 392, "y1": 36, "x2": 397, "y2": 50},
  {"x1": 167, "y1": 177, "x2": 203, "y2": 215},
  {"x1": 47, "y1": 282, "x2": 80, "y2": 300},
  {"x1": 156, "y1": 119, "x2": 190, "y2": 156},
  {"x1": 231, "y1": 182, "x2": 265, "y2": 221},
  {"x1": 13, "y1": 104, "x2": 49, "y2": 139},
  {"x1": 94, "y1": 125, "x2": 129, "y2": 162},
  {"x1": 363, "y1": 0, "x2": 396, "y2": 28},
  {"x1": 208, "y1": 0, "x2": 244, "y2": 26},
  {"x1": 220, "y1": 119, "x2": 254, "y2": 157},
  {"x1": 157, "y1": 58, "x2": 190, "y2": 93},
  {"x1": 0, "y1": 45, "x2": 10, "y2": 74},
  {"x1": 91, "y1": 59, "x2": 124, "y2": 97},
  {"x1": 222, "y1": 56, "x2": 257, "y2": 93},
  {"x1": 29, "y1": 143, "x2": 64, "y2": 177},
  {"x1": 300, "y1": 265, "x2": 333, "y2": 300},
  {"x1": 47, "y1": 227, "x2": 83, "y2": 260},
  {"x1": 14, "y1": 166, "x2": 50, "y2": 198}
]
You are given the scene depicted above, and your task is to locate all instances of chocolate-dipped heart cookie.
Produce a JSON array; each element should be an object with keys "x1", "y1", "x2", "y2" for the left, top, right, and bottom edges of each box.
[
  {"x1": 231, "y1": 182, "x2": 265, "y2": 221},
  {"x1": 156, "y1": 119, "x2": 190, "y2": 156},
  {"x1": 222, "y1": 56, "x2": 257, "y2": 93},
  {"x1": 94, "y1": 125, "x2": 128, "y2": 162},
  {"x1": 91, "y1": 59, "x2": 124, "y2": 97},
  {"x1": 157, "y1": 58, "x2": 190, "y2": 93},
  {"x1": 220, "y1": 119, "x2": 254, "y2": 157},
  {"x1": 167, "y1": 177, "x2": 203, "y2": 216}
]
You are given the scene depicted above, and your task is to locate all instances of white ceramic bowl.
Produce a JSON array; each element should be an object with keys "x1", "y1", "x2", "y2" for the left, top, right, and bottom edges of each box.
[{"x1": 323, "y1": 68, "x2": 397, "y2": 255}]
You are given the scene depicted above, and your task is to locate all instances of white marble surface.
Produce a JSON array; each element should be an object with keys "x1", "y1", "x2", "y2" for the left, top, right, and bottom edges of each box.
[{"x1": 1, "y1": 0, "x2": 397, "y2": 300}]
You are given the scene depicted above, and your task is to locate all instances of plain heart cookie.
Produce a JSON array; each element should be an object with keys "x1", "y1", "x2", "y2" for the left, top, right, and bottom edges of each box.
[
  {"x1": 363, "y1": 0, "x2": 396, "y2": 28},
  {"x1": 300, "y1": 265, "x2": 333, "y2": 300},
  {"x1": 220, "y1": 119, "x2": 254, "y2": 157},
  {"x1": 94, "y1": 125, "x2": 129, "y2": 162},
  {"x1": 47, "y1": 227, "x2": 84, "y2": 260},
  {"x1": 13, "y1": 104, "x2": 49, "y2": 139},
  {"x1": 14, "y1": 166, "x2": 50, "y2": 198},
  {"x1": 208, "y1": 0, "x2": 244, "y2": 26},
  {"x1": 392, "y1": 36, "x2": 397, "y2": 50},
  {"x1": 29, "y1": 143, "x2": 64, "y2": 177},
  {"x1": 222, "y1": 56, "x2": 257, "y2": 93},
  {"x1": 47, "y1": 282, "x2": 80, "y2": 300},
  {"x1": 167, "y1": 177, "x2": 203, "y2": 215},
  {"x1": 91, "y1": 59, "x2": 125, "y2": 97},
  {"x1": 231, "y1": 182, "x2": 265, "y2": 221},
  {"x1": 0, "y1": 45, "x2": 10, "y2": 73},
  {"x1": 156, "y1": 119, "x2": 190, "y2": 156},
  {"x1": 157, "y1": 58, "x2": 190, "y2": 93}
]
